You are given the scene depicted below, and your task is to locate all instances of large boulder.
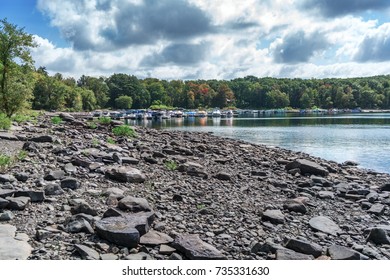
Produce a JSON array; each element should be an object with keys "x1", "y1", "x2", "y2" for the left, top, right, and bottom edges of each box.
[
  {"x1": 0, "y1": 224, "x2": 32, "y2": 260},
  {"x1": 286, "y1": 159, "x2": 329, "y2": 176},
  {"x1": 105, "y1": 166, "x2": 146, "y2": 183}
]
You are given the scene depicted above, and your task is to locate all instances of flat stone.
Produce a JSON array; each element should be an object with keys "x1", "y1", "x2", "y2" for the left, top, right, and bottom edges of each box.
[
  {"x1": 309, "y1": 216, "x2": 341, "y2": 235},
  {"x1": 64, "y1": 163, "x2": 77, "y2": 173},
  {"x1": 283, "y1": 200, "x2": 307, "y2": 214},
  {"x1": 44, "y1": 170, "x2": 65, "y2": 181},
  {"x1": 318, "y1": 191, "x2": 335, "y2": 199},
  {"x1": 327, "y1": 244, "x2": 360, "y2": 260},
  {"x1": 0, "y1": 189, "x2": 15, "y2": 198},
  {"x1": 71, "y1": 202, "x2": 98, "y2": 216},
  {"x1": 276, "y1": 248, "x2": 315, "y2": 260},
  {"x1": 216, "y1": 172, "x2": 232, "y2": 181},
  {"x1": 118, "y1": 196, "x2": 152, "y2": 212},
  {"x1": 139, "y1": 230, "x2": 173, "y2": 245},
  {"x1": 105, "y1": 166, "x2": 146, "y2": 183},
  {"x1": 44, "y1": 183, "x2": 64, "y2": 196},
  {"x1": 0, "y1": 224, "x2": 32, "y2": 259},
  {"x1": 286, "y1": 159, "x2": 329, "y2": 176},
  {"x1": 6, "y1": 196, "x2": 30, "y2": 210},
  {"x1": 125, "y1": 252, "x2": 153, "y2": 260},
  {"x1": 74, "y1": 244, "x2": 100, "y2": 260},
  {"x1": 0, "y1": 174, "x2": 16, "y2": 183},
  {"x1": 159, "y1": 245, "x2": 176, "y2": 255},
  {"x1": 380, "y1": 183, "x2": 390, "y2": 192},
  {"x1": 262, "y1": 209, "x2": 285, "y2": 224},
  {"x1": 14, "y1": 190, "x2": 45, "y2": 202},
  {"x1": 14, "y1": 172, "x2": 29, "y2": 182},
  {"x1": 100, "y1": 253, "x2": 118, "y2": 260},
  {"x1": 367, "y1": 204, "x2": 385, "y2": 215},
  {"x1": 366, "y1": 228, "x2": 390, "y2": 245},
  {"x1": 60, "y1": 177, "x2": 81, "y2": 190},
  {"x1": 66, "y1": 218, "x2": 94, "y2": 234},
  {"x1": 0, "y1": 132, "x2": 18, "y2": 140},
  {"x1": 29, "y1": 135, "x2": 55, "y2": 143},
  {"x1": 0, "y1": 197, "x2": 9, "y2": 209},
  {"x1": 0, "y1": 211, "x2": 14, "y2": 221},
  {"x1": 172, "y1": 234, "x2": 226, "y2": 260},
  {"x1": 95, "y1": 212, "x2": 155, "y2": 248},
  {"x1": 284, "y1": 238, "x2": 323, "y2": 258},
  {"x1": 121, "y1": 157, "x2": 139, "y2": 165},
  {"x1": 178, "y1": 162, "x2": 208, "y2": 179}
]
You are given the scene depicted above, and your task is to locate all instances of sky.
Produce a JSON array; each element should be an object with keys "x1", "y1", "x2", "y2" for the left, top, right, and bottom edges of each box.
[{"x1": 1, "y1": 0, "x2": 390, "y2": 80}]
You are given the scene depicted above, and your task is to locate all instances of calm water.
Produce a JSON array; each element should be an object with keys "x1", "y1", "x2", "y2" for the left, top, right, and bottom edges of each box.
[{"x1": 128, "y1": 113, "x2": 390, "y2": 174}]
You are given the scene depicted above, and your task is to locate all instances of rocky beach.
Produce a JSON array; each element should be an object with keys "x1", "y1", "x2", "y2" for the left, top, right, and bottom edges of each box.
[{"x1": 0, "y1": 113, "x2": 390, "y2": 260}]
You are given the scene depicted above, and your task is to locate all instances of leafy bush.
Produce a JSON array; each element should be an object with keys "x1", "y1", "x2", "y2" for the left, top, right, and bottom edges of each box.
[
  {"x1": 98, "y1": 117, "x2": 111, "y2": 125},
  {"x1": 112, "y1": 125, "x2": 136, "y2": 137},
  {"x1": 12, "y1": 114, "x2": 31, "y2": 124},
  {"x1": 51, "y1": 116, "x2": 62, "y2": 125},
  {"x1": 0, "y1": 114, "x2": 11, "y2": 130},
  {"x1": 0, "y1": 154, "x2": 12, "y2": 172},
  {"x1": 164, "y1": 160, "x2": 177, "y2": 171},
  {"x1": 87, "y1": 121, "x2": 97, "y2": 129},
  {"x1": 106, "y1": 137, "x2": 116, "y2": 144},
  {"x1": 16, "y1": 150, "x2": 28, "y2": 161}
]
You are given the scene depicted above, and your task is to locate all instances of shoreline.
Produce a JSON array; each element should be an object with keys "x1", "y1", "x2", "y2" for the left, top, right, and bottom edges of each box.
[{"x1": 0, "y1": 113, "x2": 390, "y2": 260}]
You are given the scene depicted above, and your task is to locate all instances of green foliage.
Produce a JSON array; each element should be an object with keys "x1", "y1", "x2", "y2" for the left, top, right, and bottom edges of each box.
[
  {"x1": 0, "y1": 113, "x2": 11, "y2": 130},
  {"x1": 115, "y1": 95, "x2": 133, "y2": 109},
  {"x1": 51, "y1": 116, "x2": 62, "y2": 125},
  {"x1": 87, "y1": 121, "x2": 97, "y2": 129},
  {"x1": 112, "y1": 125, "x2": 136, "y2": 137},
  {"x1": 11, "y1": 114, "x2": 31, "y2": 123},
  {"x1": 149, "y1": 104, "x2": 174, "y2": 110},
  {"x1": 98, "y1": 116, "x2": 111, "y2": 125},
  {"x1": 106, "y1": 137, "x2": 116, "y2": 144},
  {"x1": 164, "y1": 160, "x2": 177, "y2": 171},
  {"x1": 16, "y1": 150, "x2": 28, "y2": 161},
  {"x1": 196, "y1": 204, "x2": 206, "y2": 210},
  {"x1": 0, "y1": 154, "x2": 12, "y2": 171},
  {"x1": 92, "y1": 138, "x2": 99, "y2": 147}
]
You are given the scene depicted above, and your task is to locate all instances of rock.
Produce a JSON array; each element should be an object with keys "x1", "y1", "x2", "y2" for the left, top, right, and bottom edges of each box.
[
  {"x1": 71, "y1": 202, "x2": 98, "y2": 216},
  {"x1": 0, "y1": 189, "x2": 15, "y2": 198},
  {"x1": 66, "y1": 218, "x2": 94, "y2": 234},
  {"x1": 318, "y1": 191, "x2": 335, "y2": 199},
  {"x1": 284, "y1": 238, "x2": 323, "y2": 257},
  {"x1": 14, "y1": 191, "x2": 45, "y2": 203},
  {"x1": 0, "y1": 224, "x2": 32, "y2": 260},
  {"x1": 64, "y1": 163, "x2": 77, "y2": 173},
  {"x1": 14, "y1": 172, "x2": 29, "y2": 182},
  {"x1": 178, "y1": 162, "x2": 208, "y2": 179},
  {"x1": 6, "y1": 196, "x2": 30, "y2": 210},
  {"x1": 103, "y1": 208, "x2": 124, "y2": 218},
  {"x1": 366, "y1": 228, "x2": 390, "y2": 245},
  {"x1": 125, "y1": 252, "x2": 153, "y2": 260},
  {"x1": 343, "y1": 160, "x2": 359, "y2": 166},
  {"x1": 60, "y1": 177, "x2": 81, "y2": 190},
  {"x1": 216, "y1": 172, "x2": 232, "y2": 181},
  {"x1": 283, "y1": 200, "x2": 307, "y2": 214},
  {"x1": 100, "y1": 254, "x2": 118, "y2": 260},
  {"x1": 276, "y1": 248, "x2": 315, "y2": 260},
  {"x1": 44, "y1": 183, "x2": 64, "y2": 196},
  {"x1": 250, "y1": 240, "x2": 284, "y2": 254},
  {"x1": 0, "y1": 132, "x2": 18, "y2": 141},
  {"x1": 74, "y1": 244, "x2": 100, "y2": 260},
  {"x1": 367, "y1": 204, "x2": 385, "y2": 215},
  {"x1": 0, "y1": 211, "x2": 14, "y2": 221},
  {"x1": 159, "y1": 245, "x2": 176, "y2": 255},
  {"x1": 22, "y1": 141, "x2": 39, "y2": 153},
  {"x1": 262, "y1": 209, "x2": 285, "y2": 224},
  {"x1": 95, "y1": 212, "x2": 155, "y2": 248},
  {"x1": 139, "y1": 230, "x2": 174, "y2": 245},
  {"x1": 168, "y1": 252, "x2": 183, "y2": 260},
  {"x1": 0, "y1": 174, "x2": 16, "y2": 183},
  {"x1": 59, "y1": 113, "x2": 75, "y2": 122},
  {"x1": 380, "y1": 183, "x2": 390, "y2": 192},
  {"x1": 309, "y1": 216, "x2": 341, "y2": 235},
  {"x1": 122, "y1": 157, "x2": 139, "y2": 165},
  {"x1": 29, "y1": 135, "x2": 55, "y2": 143},
  {"x1": 0, "y1": 197, "x2": 9, "y2": 209},
  {"x1": 118, "y1": 196, "x2": 152, "y2": 212},
  {"x1": 172, "y1": 234, "x2": 226, "y2": 260},
  {"x1": 286, "y1": 159, "x2": 329, "y2": 176},
  {"x1": 311, "y1": 175, "x2": 333, "y2": 187},
  {"x1": 327, "y1": 244, "x2": 360, "y2": 260},
  {"x1": 105, "y1": 166, "x2": 146, "y2": 183},
  {"x1": 103, "y1": 187, "x2": 124, "y2": 198},
  {"x1": 44, "y1": 170, "x2": 65, "y2": 181}
]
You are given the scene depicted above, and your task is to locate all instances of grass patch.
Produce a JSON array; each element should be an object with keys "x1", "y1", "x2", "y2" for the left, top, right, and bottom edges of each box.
[
  {"x1": 98, "y1": 117, "x2": 111, "y2": 125},
  {"x1": 16, "y1": 150, "x2": 28, "y2": 161},
  {"x1": 0, "y1": 114, "x2": 11, "y2": 130},
  {"x1": 164, "y1": 160, "x2": 177, "y2": 171},
  {"x1": 0, "y1": 154, "x2": 12, "y2": 170},
  {"x1": 11, "y1": 114, "x2": 31, "y2": 124},
  {"x1": 196, "y1": 204, "x2": 206, "y2": 210},
  {"x1": 112, "y1": 125, "x2": 136, "y2": 137},
  {"x1": 87, "y1": 121, "x2": 97, "y2": 129},
  {"x1": 106, "y1": 137, "x2": 116, "y2": 144},
  {"x1": 51, "y1": 116, "x2": 62, "y2": 125},
  {"x1": 92, "y1": 138, "x2": 99, "y2": 147}
]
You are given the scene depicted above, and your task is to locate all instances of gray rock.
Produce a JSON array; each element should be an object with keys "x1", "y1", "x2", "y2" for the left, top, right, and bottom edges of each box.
[
  {"x1": 318, "y1": 191, "x2": 335, "y2": 199},
  {"x1": 0, "y1": 224, "x2": 32, "y2": 260},
  {"x1": 276, "y1": 248, "x2": 315, "y2": 260},
  {"x1": 122, "y1": 157, "x2": 139, "y2": 165},
  {"x1": 59, "y1": 112, "x2": 75, "y2": 122},
  {"x1": 14, "y1": 190, "x2": 45, "y2": 202},
  {"x1": 22, "y1": 141, "x2": 39, "y2": 153},
  {"x1": 30, "y1": 135, "x2": 55, "y2": 143},
  {"x1": 44, "y1": 170, "x2": 65, "y2": 181},
  {"x1": 60, "y1": 177, "x2": 81, "y2": 190},
  {"x1": 125, "y1": 252, "x2": 153, "y2": 260},
  {"x1": 0, "y1": 211, "x2": 14, "y2": 221},
  {"x1": 178, "y1": 162, "x2": 208, "y2": 179},
  {"x1": 64, "y1": 163, "x2": 77, "y2": 173},
  {"x1": 0, "y1": 189, "x2": 15, "y2": 198},
  {"x1": 284, "y1": 238, "x2": 323, "y2": 258},
  {"x1": 44, "y1": 183, "x2": 64, "y2": 196},
  {"x1": 139, "y1": 230, "x2": 174, "y2": 245},
  {"x1": 286, "y1": 159, "x2": 329, "y2": 176},
  {"x1": 74, "y1": 244, "x2": 100, "y2": 260},
  {"x1": 367, "y1": 204, "x2": 385, "y2": 215},
  {"x1": 71, "y1": 202, "x2": 98, "y2": 216},
  {"x1": 262, "y1": 209, "x2": 285, "y2": 224},
  {"x1": 0, "y1": 197, "x2": 9, "y2": 209},
  {"x1": 327, "y1": 244, "x2": 360, "y2": 260},
  {"x1": 103, "y1": 208, "x2": 124, "y2": 218},
  {"x1": 309, "y1": 216, "x2": 341, "y2": 235},
  {"x1": 100, "y1": 253, "x2": 118, "y2": 260},
  {"x1": 95, "y1": 212, "x2": 155, "y2": 248},
  {"x1": 366, "y1": 228, "x2": 390, "y2": 245},
  {"x1": 14, "y1": 172, "x2": 29, "y2": 182},
  {"x1": 283, "y1": 200, "x2": 307, "y2": 214},
  {"x1": 118, "y1": 196, "x2": 152, "y2": 212},
  {"x1": 105, "y1": 166, "x2": 146, "y2": 183},
  {"x1": 380, "y1": 183, "x2": 390, "y2": 192},
  {"x1": 168, "y1": 252, "x2": 183, "y2": 260},
  {"x1": 216, "y1": 172, "x2": 232, "y2": 181},
  {"x1": 159, "y1": 245, "x2": 176, "y2": 255},
  {"x1": 6, "y1": 196, "x2": 30, "y2": 210},
  {"x1": 172, "y1": 234, "x2": 226, "y2": 260},
  {"x1": 0, "y1": 174, "x2": 16, "y2": 183},
  {"x1": 66, "y1": 218, "x2": 94, "y2": 234}
]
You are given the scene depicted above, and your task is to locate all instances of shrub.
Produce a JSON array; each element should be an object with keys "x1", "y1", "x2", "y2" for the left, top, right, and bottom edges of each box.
[
  {"x1": 87, "y1": 121, "x2": 97, "y2": 129},
  {"x1": 164, "y1": 160, "x2": 177, "y2": 171},
  {"x1": 12, "y1": 114, "x2": 31, "y2": 124},
  {"x1": 98, "y1": 117, "x2": 111, "y2": 125},
  {"x1": 112, "y1": 125, "x2": 136, "y2": 137},
  {"x1": 0, "y1": 154, "x2": 12, "y2": 171},
  {"x1": 106, "y1": 137, "x2": 116, "y2": 144},
  {"x1": 51, "y1": 116, "x2": 62, "y2": 125},
  {"x1": 16, "y1": 150, "x2": 28, "y2": 161},
  {"x1": 0, "y1": 114, "x2": 11, "y2": 130}
]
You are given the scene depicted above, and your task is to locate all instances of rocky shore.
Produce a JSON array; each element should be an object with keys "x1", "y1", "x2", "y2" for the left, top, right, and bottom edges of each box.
[{"x1": 0, "y1": 113, "x2": 390, "y2": 260}]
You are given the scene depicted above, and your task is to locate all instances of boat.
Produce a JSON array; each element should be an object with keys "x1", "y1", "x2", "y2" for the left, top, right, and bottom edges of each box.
[
  {"x1": 196, "y1": 110, "x2": 207, "y2": 118},
  {"x1": 212, "y1": 108, "x2": 221, "y2": 117}
]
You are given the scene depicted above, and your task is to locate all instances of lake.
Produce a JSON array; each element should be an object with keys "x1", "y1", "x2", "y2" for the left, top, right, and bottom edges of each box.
[{"x1": 127, "y1": 113, "x2": 390, "y2": 174}]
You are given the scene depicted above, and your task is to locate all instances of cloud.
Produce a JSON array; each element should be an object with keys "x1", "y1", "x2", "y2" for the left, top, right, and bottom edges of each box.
[
  {"x1": 272, "y1": 31, "x2": 329, "y2": 64},
  {"x1": 302, "y1": 0, "x2": 390, "y2": 17},
  {"x1": 141, "y1": 42, "x2": 208, "y2": 66},
  {"x1": 354, "y1": 23, "x2": 390, "y2": 62}
]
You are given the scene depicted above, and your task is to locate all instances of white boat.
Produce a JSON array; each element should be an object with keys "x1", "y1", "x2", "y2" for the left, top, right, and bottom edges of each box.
[{"x1": 212, "y1": 108, "x2": 221, "y2": 117}]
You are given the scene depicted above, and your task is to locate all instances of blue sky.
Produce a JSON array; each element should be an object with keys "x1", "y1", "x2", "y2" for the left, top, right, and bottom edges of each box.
[{"x1": 1, "y1": 0, "x2": 390, "y2": 80}]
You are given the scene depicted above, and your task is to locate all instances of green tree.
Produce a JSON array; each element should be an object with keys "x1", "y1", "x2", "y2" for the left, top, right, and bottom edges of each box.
[
  {"x1": 0, "y1": 18, "x2": 36, "y2": 117},
  {"x1": 78, "y1": 75, "x2": 109, "y2": 108},
  {"x1": 114, "y1": 95, "x2": 133, "y2": 109}
]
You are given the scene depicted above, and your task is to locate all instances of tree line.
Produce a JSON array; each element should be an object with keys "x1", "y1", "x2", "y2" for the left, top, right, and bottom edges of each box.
[{"x1": 2, "y1": 18, "x2": 390, "y2": 118}]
